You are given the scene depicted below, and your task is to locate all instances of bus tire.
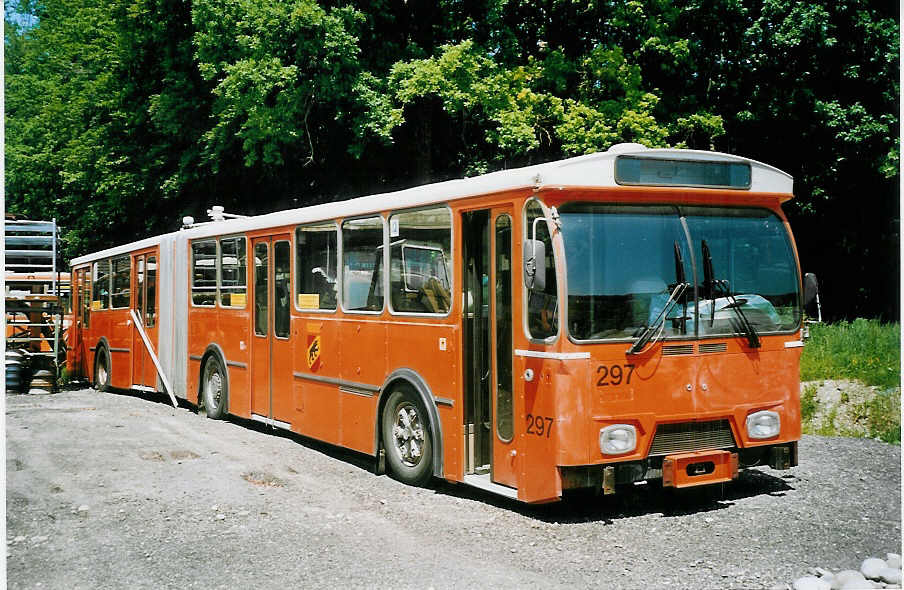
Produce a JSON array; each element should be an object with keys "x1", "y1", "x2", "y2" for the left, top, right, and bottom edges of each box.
[
  {"x1": 201, "y1": 355, "x2": 228, "y2": 420},
  {"x1": 381, "y1": 387, "x2": 433, "y2": 487},
  {"x1": 94, "y1": 346, "x2": 111, "y2": 392}
]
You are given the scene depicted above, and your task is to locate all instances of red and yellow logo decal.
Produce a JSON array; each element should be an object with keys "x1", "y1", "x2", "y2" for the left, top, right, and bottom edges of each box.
[{"x1": 306, "y1": 323, "x2": 322, "y2": 370}]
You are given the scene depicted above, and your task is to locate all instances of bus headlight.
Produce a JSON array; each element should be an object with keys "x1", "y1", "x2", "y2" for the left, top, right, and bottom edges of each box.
[
  {"x1": 746, "y1": 410, "x2": 780, "y2": 439},
  {"x1": 599, "y1": 424, "x2": 637, "y2": 455}
]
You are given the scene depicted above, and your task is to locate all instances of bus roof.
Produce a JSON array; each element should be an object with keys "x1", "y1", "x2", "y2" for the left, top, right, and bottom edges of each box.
[{"x1": 70, "y1": 145, "x2": 793, "y2": 266}]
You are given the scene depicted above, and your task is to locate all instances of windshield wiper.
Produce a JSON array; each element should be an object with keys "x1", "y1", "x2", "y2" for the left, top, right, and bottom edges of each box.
[
  {"x1": 672, "y1": 241, "x2": 688, "y2": 335},
  {"x1": 627, "y1": 281, "x2": 689, "y2": 355},
  {"x1": 700, "y1": 240, "x2": 760, "y2": 348},
  {"x1": 718, "y1": 284, "x2": 760, "y2": 348}
]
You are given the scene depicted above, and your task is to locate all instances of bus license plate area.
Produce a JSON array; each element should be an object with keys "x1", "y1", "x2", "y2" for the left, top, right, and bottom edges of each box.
[{"x1": 662, "y1": 450, "x2": 738, "y2": 488}]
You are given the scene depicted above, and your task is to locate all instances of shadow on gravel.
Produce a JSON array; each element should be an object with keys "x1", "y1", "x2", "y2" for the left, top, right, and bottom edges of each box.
[
  {"x1": 430, "y1": 467, "x2": 795, "y2": 524},
  {"x1": 93, "y1": 387, "x2": 796, "y2": 523}
]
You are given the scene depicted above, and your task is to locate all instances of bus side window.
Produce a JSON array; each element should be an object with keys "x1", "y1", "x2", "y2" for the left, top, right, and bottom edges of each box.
[
  {"x1": 525, "y1": 200, "x2": 558, "y2": 340},
  {"x1": 146, "y1": 256, "x2": 156, "y2": 327},
  {"x1": 219, "y1": 237, "x2": 247, "y2": 308},
  {"x1": 92, "y1": 259, "x2": 111, "y2": 310},
  {"x1": 191, "y1": 239, "x2": 218, "y2": 306},
  {"x1": 111, "y1": 255, "x2": 131, "y2": 309},
  {"x1": 296, "y1": 222, "x2": 337, "y2": 311},
  {"x1": 341, "y1": 216, "x2": 384, "y2": 312},
  {"x1": 388, "y1": 207, "x2": 452, "y2": 314}
]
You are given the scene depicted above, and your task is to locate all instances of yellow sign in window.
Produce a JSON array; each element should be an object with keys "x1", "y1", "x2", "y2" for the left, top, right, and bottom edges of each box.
[{"x1": 298, "y1": 293, "x2": 320, "y2": 309}]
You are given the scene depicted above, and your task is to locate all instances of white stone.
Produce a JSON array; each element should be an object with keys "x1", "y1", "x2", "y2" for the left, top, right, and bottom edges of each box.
[
  {"x1": 879, "y1": 568, "x2": 903, "y2": 585},
  {"x1": 833, "y1": 571, "x2": 868, "y2": 590},
  {"x1": 863, "y1": 559, "x2": 889, "y2": 580},
  {"x1": 887, "y1": 555, "x2": 902, "y2": 570},
  {"x1": 794, "y1": 576, "x2": 832, "y2": 590},
  {"x1": 215, "y1": 513, "x2": 226, "y2": 521}
]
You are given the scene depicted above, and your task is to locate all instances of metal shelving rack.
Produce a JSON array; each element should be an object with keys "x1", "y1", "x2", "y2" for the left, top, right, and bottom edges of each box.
[{"x1": 5, "y1": 218, "x2": 68, "y2": 389}]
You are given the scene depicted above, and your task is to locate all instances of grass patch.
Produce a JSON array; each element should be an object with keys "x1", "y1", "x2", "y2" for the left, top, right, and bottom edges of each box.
[
  {"x1": 800, "y1": 383, "x2": 819, "y2": 423},
  {"x1": 800, "y1": 319, "x2": 900, "y2": 389},
  {"x1": 860, "y1": 390, "x2": 901, "y2": 444}
]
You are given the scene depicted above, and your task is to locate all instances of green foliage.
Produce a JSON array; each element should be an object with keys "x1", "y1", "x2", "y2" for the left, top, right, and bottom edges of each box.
[
  {"x1": 193, "y1": 0, "x2": 365, "y2": 169},
  {"x1": 800, "y1": 381, "x2": 900, "y2": 443},
  {"x1": 800, "y1": 383, "x2": 819, "y2": 423},
  {"x1": 4, "y1": 0, "x2": 899, "y2": 326},
  {"x1": 801, "y1": 320, "x2": 901, "y2": 389},
  {"x1": 859, "y1": 391, "x2": 901, "y2": 444}
]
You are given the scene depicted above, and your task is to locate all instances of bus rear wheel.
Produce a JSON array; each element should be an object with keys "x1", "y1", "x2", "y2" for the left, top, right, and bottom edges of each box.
[
  {"x1": 382, "y1": 388, "x2": 433, "y2": 487},
  {"x1": 94, "y1": 346, "x2": 111, "y2": 392},
  {"x1": 201, "y1": 355, "x2": 228, "y2": 420}
]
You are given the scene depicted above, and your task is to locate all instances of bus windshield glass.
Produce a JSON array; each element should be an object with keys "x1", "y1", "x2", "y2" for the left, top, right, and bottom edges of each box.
[{"x1": 560, "y1": 203, "x2": 800, "y2": 342}]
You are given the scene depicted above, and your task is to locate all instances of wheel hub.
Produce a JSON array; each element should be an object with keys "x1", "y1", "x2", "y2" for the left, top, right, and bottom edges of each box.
[
  {"x1": 392, "y1": 403, "x2": 424, "y2": 467},
  {"x1": 206, "y1": 370, "x2": 222, "y2": 406}
]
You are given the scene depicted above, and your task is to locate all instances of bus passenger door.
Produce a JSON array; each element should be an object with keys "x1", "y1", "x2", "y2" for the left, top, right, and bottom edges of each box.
[
  {"x1": 130, "y1": 253, "x2": 152, "y2": 389},
  {"x1": 490, "y1": 209, "x2": 518, "y2": 488},
  {"x1": 250, "y1": 235, "x2": 294, "y2": 426},
  {"x1": 71, "y1": 268, "x2": 88, "y2": 376},
  {"x1": 462, "y1": 206, "x2": 518, "y2": 490},
  {"x1": 142, "y1": 255, "x2": 158, "y2": 388}
]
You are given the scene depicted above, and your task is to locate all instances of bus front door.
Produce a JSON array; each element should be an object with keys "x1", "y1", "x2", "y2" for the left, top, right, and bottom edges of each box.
[
  {"x1": 462, "y1": 206, "x2": 518, "y2": 490},
  {"x1": 250, "y1": 235, "x2": 294, "y2": 427}
]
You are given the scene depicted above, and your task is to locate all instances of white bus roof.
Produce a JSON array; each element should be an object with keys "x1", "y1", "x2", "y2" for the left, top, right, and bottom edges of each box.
[{"x1": 70, "y1": 145, "x2": 792, "y2": 266}]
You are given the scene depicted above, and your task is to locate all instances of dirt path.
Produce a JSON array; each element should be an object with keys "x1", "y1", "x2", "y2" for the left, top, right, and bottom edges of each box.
[{"x1": 6, "y1": 387, "x2": 901, "y2": 589}]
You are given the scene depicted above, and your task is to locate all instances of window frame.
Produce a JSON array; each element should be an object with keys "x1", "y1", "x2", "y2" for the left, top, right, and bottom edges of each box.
[
  {"x1": 92, "y1": 258, "x2": 111, "y2": 311},
  {"x1": 218, "y1": 234, "x2": 248, "y2": 309},
  {"x1": 145, "y1": 255, "x2": 157, "y2": 327},
  {"x1": 252, "y1": 241, "x2": 270, "y2": 337},
  {"x1": 190, "y1": 238, "x2": 219, "y2": 308},
  {"x1": 494, "y1": 212, "x2": 514, "y2": 443},
  {"x1": 340, "y1": 214, "x2": 387, "y2": 316},
  {"x1": 294, "y1": 221, "x2": 340, "y2": 314},
  {"x1": 387, "y1": 204, "x2": 454, "y2": 318},
  {"x1": 522, "y1": 197, "x2": 561, "y2": 345},
  {"x1": 110, "y1": 255, "x2": 132, "y2": 310},
  {"x1": 682, "y1": 204, "x2": 802, "y2": 340},
  {"x1": 558, "y1": 202, "x2": 802, "y2": 344},
  {"x1": 273, "y1": 239, "x2": 292, "y2": 340},
  {"x1": 560, "y1": 202, "x2": 693, "y2": 345}
]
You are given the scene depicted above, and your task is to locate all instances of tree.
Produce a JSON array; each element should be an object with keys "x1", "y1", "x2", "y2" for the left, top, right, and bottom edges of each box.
[{"x1": 5, "y1": 0, "x2": 898, "y2": 319}]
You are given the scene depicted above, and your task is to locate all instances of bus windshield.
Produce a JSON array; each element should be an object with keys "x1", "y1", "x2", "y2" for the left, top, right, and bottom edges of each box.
[{"x1": 560, "y1": 203, "x2": 800, "y2": 342}]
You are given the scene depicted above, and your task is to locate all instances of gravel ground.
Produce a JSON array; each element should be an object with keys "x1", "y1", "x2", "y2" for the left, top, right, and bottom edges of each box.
[{"x1": 6, "y1": 386, "x2": 901, "y2": 589}]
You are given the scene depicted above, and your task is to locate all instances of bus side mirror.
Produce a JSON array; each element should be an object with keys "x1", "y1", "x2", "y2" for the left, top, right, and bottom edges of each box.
[
  {"x1": 803, "y1": 272, "x2": 819, "y2": 305},
  {"x1": 523, "y1": 239, "x2": 546, "y2": 292}
]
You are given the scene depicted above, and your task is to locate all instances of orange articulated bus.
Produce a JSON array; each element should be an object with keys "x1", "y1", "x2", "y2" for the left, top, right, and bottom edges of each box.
[{"x1": 67, "y1": 144, "x2": 817, "y2": 503}]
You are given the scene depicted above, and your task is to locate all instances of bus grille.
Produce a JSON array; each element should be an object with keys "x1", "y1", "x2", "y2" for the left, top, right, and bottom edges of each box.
[
  {"x1": 648, "y1": 420, "x2": 736, "y2": 456},
  {"x1": 699, "y1": 342, "x2": 727, "y2": 354},
  {"x1": 662, "y1": 344, "x2": 694, "y2": 356}
]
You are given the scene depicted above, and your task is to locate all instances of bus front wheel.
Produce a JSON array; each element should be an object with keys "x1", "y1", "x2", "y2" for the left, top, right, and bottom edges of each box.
[
  {"x1": 382, "y1": 387, "x2": 433, "y2": 486},
  {"x1": 201, "y1": 355, "x2": 228, "y2": 420},
  {"x1": 94, "y1": 346, "x2": 111, "y2": 392}
]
